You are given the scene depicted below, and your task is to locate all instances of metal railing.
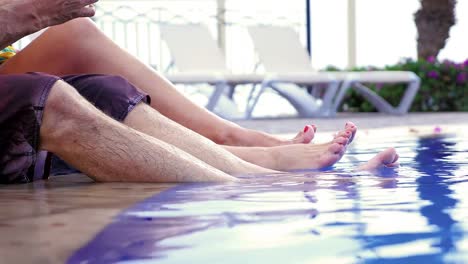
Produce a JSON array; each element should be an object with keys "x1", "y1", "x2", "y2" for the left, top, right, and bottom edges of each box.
[{"x1": 92, "y1": 0, "x2": 306, "y2": 73}]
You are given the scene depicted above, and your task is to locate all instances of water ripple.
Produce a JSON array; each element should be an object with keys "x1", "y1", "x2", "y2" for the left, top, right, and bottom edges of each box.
[{"x1": 69, "y1": 135, "x2": 468, "y2": 264}]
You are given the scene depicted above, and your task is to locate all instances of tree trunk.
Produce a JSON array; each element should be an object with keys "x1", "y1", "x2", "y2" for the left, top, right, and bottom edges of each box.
[{"x1": 414, "y1": 0, "x2": 457, "y2": 60}]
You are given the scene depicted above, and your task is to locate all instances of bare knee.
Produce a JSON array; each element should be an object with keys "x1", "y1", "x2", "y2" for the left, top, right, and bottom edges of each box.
[
  {"x1": 40, "y1": 75, "x2": 149, "y2": 151},
  {"x1": 50, "y1": 18, "x2": 100, "y2": 39},
  {"x1": 41, "y1": 18, "x2": 102, "y2": 73},
  {"x1": 40, "y1": 80, "x2": 92, "y2": 152},
  {"x1": 68, "y1": 18, "x2": 101, "y2": 36}
]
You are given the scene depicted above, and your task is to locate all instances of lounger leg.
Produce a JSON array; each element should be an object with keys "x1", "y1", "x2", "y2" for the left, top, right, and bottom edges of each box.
[
  {"x1": 245, "y1": 81, "x2": 270, "y2": 119},
  {"x1": 354, "y1": 81, "x2": 420, "y2": 114},
  {"x1": 246, "y1": 84, "x2": 260, "y2": 111},
  {"x1": 206, "y1": 81, "x2": 228, "y2": 111},
  {"x1": 318, "y1": 80, "x2": 340, "y2": 116},
  {"x1": 331, "y1": 79, "x2": 354, "y2": 113},
  {"x1": 334, "y1": 78, "x2": 421, "y2": 115},
  {"x1": 226, "y1": 85, "x2": 236, "y2": 99},
  {"x1": 353, "y1": 82, "x2": 397, "y2": 113},
  {"x1": 268, "y1": 82, "x2": 329, "y2": 118},
  {"x1": 396, "y1": 79, "x2": 421, "y2": 114}
]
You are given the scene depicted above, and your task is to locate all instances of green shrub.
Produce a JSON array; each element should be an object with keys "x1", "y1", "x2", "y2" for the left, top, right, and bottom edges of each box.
[{"x1": 332, "y1": 58, "x2": 468, "y2": 112}]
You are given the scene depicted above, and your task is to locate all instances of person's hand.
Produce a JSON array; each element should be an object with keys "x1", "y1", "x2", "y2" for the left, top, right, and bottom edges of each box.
[
  {"x1": 24, "y1": 0, "x2": 99, "y2": 29},
  {"x1": 7, "y1": 0, "x2": 98, "y2": 33},
  {"x1": 1, "y1": 0, "x2": 97, "y2": 49}
]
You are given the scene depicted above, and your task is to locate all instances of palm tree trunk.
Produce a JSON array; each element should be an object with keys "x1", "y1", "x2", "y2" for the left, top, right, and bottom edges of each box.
[{"x1": 414, "y1": 0, "x2": 457, "y2": 60}]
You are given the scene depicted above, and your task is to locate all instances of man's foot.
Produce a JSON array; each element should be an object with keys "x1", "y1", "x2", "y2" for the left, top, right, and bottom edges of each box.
[
  {"x1": 268, "y1": 125, "x2": 356, "y2": 171},
  {"x1": 357, "y1": 148, "x2": 400, "y2": 171}
]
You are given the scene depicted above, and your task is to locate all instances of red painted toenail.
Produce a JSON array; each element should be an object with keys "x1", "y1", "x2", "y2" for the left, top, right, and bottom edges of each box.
[{"x1": 304, "y1": 126, "x2": 309, "y2": 132}]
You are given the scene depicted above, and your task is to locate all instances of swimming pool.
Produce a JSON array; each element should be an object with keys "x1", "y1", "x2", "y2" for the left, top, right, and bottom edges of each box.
[{"x1": 69, "y1": 129, "x2": 468, "y2": 264}]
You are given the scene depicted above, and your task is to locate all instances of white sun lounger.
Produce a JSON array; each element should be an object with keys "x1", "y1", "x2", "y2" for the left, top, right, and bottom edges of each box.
[
  {"x1": 159, "y1": 24, "x2": 264, "y2": 117},
  {"x1": 159, "y1": 24, "x2": 340, "y2": 118},
  {"x1": 247, "y1": 26, "x2": 421, "y2": 115}
]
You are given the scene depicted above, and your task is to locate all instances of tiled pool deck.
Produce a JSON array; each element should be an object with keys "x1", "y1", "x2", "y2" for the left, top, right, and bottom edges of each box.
[{"x1": 1, "y1": 113, "x2": 467, "y2": 263}]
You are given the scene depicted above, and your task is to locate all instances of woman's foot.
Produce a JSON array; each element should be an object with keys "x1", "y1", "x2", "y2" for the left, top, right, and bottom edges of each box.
[
  {"x1": 343, "y1": 122, "x2": 357, "y2": 144},
  {"x1": 226, "y1": 123, "x2": 358, "y2": 171},
  {"x1": 230, "y1": 124, "x2": 317, "y2": 147},
  {"x1": 357, "y1": 148, "x2": 400, "y2": 171},
  {"x1": 270, "y1": 127, "x2": 355, "y2": 171},
  {"x1": 235, "y1": 121, "x2": 356, "y2": 148},
  {"x1": 289, "y1": 124, "x2": 317, "y2": 144},
  {"x1": 267, "y1": 121, "x2": 356, "y2": 147},
  {"x1": 242, "y1": 124, "x2": 354, "y2": 171}
]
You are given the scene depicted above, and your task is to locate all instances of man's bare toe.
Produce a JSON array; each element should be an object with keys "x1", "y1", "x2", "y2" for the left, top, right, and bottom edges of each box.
[
  {"x1": 385, "y1": 154, "x2": 400, "y2": 168},
  {"x1": 358, "y1": 148, "x2": 400, "y2": 171}
]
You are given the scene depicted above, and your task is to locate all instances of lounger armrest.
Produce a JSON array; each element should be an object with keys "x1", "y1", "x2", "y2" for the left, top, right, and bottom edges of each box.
[
  {"x1": 346, "y1": 71, "x2": 419, "y2": 83},
  {"x1": 165, "y1": 72, "x2": 227, "y2": 84},
  {"x1": 265, "y1": 72, "x2": 337, "y2": 84}
]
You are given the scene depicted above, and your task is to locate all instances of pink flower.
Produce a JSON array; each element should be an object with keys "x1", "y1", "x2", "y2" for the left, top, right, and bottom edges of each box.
[
  {"x1": 427, "y1": 70, "x2": 439, "y2": 79},
  {"x1": 427, "y1": 56, "x2": 436, "y2": 63},
  {"x1": 375, "y1": 83, "x2": 384, "y2": 91},
  {"x1": 456, "y1": 73, "x2": 466, "y2": 84}
]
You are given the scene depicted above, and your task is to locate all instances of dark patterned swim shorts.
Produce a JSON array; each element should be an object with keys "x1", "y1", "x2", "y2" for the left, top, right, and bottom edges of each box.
[{"x1": 0, "y1": 73, "x2": 149, "y2": 184}]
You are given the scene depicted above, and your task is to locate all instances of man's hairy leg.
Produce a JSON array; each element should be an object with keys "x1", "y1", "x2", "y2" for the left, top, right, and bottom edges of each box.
[
  {"x1": 39, "y1": 80, "x2": 236, "y2": 182},
  {"x1": 124, "y1": 104, "x2": 275, "y2": 175},
  {"x1": 1, "y1": 18, "x2": 312, "y2": 147}
]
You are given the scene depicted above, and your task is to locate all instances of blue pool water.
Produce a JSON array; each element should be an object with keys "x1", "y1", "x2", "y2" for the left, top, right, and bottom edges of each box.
[{"x1": 69, "y1": 133, "x2": 468, "y2": 264}]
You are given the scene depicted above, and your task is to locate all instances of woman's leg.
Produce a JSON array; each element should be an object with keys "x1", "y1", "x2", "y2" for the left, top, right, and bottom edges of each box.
[
  {"x1": 124, "y1": 103, "x2": 354, "y2": 171},
  {"x1": 1, "y1": 18, "x2": 313, "y2": 147},
  {"x1": 223, "y1": 126, "x2": 356, "y2": 171}
]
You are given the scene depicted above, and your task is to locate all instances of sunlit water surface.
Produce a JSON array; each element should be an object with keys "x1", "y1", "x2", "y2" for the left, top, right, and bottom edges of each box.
[{"x1": 69, "y1": 134, "x2": 468, "y2": 264}]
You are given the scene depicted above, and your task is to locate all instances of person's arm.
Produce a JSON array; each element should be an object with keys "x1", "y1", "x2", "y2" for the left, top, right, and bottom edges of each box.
[
  {"x1": 0, "y1": 1, "x2": 35, "y2": 49},
  {"x1": 0, "y1": 0, "x2": 97, "y2": 49}
]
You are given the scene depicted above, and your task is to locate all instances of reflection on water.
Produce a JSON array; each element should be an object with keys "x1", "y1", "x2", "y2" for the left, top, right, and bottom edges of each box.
[
  {"x1": 68, "y1": 135, "x2": 468, "y2": 264},
  {"x1": 354, "y1": 137, "x2": 464, "y2": 264},
  {"x1": 415, "y1": 138, "x2": 461, "y2": 261}
]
